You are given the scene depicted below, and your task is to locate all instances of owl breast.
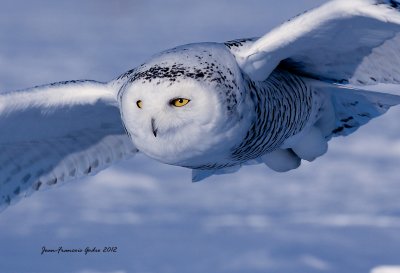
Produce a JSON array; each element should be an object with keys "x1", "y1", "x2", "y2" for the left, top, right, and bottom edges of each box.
[{"x1": 230, "y1": 69, "x2": 314, "y2": 163}]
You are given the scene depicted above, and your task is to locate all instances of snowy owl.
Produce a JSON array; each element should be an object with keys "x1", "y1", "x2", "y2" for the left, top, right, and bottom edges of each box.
[{"x1": 1, "y1": 0, "x2": 400, "y2": 208}]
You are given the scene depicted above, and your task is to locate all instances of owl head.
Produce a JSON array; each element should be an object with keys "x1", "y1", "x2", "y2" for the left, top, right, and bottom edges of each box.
[{"x1": 118, "y1": 43, "x2": 254, "y2": 167}]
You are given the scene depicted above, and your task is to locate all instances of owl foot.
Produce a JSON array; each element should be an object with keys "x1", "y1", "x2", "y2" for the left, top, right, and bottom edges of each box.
[
  {"x1": 291, "y1": 126, "x2": 328, "y2": 162},
  {"x1": 261, "y1": 148, "x2": 301, "y2": 172}
]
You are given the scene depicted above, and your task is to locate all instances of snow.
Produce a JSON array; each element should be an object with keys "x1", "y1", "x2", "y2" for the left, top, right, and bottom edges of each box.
[
  {"x1": 371, "y1": 266, "x2": 400, "y2": 273},
  {"x1": 0, "y1": 0, "x2": 400, "y2": 273}
]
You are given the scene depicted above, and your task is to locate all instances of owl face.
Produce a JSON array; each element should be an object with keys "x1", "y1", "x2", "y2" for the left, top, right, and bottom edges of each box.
[
  {"x1": 118, "y1": 44, "x2": 253, "y2": 167},
  {"x1": 121, "y1": 79, "x2": 225, "y2": 164}
]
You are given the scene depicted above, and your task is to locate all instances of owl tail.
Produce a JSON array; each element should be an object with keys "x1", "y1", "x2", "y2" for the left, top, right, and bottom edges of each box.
[{"x1": 313, "y1": 82, "x2": 400, "y2": 140}]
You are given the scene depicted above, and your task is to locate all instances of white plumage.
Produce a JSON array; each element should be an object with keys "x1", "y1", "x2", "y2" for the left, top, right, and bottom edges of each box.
[{"x1": 1, "y1": 0, "x2": 400, "y2": 209}]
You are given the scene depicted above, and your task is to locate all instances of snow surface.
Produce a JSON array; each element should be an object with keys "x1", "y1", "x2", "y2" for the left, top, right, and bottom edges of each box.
[
  {"x1": 371, "y1": 266, "x2": 400, "y2": 273},
  {"x1": 0, "y1": 0, "x2": 400, "y2": 272}
]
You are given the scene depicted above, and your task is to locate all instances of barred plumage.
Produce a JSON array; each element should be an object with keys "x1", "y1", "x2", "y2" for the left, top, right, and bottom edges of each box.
[{"x1": 232, "y1": 70, "x2": 313, "y2": 162}]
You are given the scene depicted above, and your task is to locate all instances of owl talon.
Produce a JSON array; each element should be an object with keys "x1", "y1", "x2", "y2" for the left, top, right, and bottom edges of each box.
[
  {"x1": 261, "y1": 148, "x2": 301, "y2": 172},
  {"x1": 291, "y1": 126, "x2": 328, "y2": 162}
]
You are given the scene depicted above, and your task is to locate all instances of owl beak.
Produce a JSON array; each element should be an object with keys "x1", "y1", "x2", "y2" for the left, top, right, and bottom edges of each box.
[{"x1": 151, "y1": 118, "x2": 158, "y2": 137}]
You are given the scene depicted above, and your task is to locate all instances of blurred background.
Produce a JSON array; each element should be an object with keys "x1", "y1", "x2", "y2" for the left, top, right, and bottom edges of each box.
[{"x1": 0, "y1": 1, "x2": 400, "y2": 272}]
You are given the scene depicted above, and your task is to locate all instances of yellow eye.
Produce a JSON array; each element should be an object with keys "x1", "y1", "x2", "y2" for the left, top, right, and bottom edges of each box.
[
  {"x1": 171, "y1": 98, "x2": 190, "y2": 107},
  {"x1": 136, "y1": 100, "x2": 143, "y2": 109}
]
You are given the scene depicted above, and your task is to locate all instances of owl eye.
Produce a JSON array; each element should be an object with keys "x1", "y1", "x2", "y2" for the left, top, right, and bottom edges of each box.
[
  {"x1": 136, "y1": 100, "x2": 143, "y2": 109},
  {"x1": 170, "y1": 98, "x2": 190, "y2": 107}
]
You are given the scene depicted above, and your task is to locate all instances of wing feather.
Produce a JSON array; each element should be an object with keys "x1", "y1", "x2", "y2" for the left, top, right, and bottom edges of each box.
[
  {"x1": 235, "y1": 0, "x2": 400, "y2": 85},
  {"x1": 0, "y1": 81, "x2": 137, "y2": 209}
]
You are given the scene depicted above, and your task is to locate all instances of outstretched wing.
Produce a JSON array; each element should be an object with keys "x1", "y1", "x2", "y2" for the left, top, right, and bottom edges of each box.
[
  {"x1": 235, "y1": 0, "x2": 400, "y2": 85},
  {"x1": 0, "y1": 80, "x2": 137, "y2": 209}
]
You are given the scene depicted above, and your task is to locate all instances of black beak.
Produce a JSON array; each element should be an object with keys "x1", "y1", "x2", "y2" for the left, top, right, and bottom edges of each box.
[{"x1": 151, "y1": 118, "x2": 158, "y2": 137}]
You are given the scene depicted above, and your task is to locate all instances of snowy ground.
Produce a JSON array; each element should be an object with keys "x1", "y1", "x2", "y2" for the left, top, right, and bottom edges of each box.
[{"x1": 1, "y1": 1, "x2": 400, "y2": 272}]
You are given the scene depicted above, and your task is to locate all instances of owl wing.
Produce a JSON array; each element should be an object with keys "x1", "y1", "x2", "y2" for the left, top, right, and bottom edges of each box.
[
  {"x1": 0, "y1": 80, "x2": 137, "y2": 210},
  {"x1": 215, "y1": 0, "x2": 400, "y2": 179},
  {"x1": 236, "y1": 0, "x2": 400, "y2": 85}
]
